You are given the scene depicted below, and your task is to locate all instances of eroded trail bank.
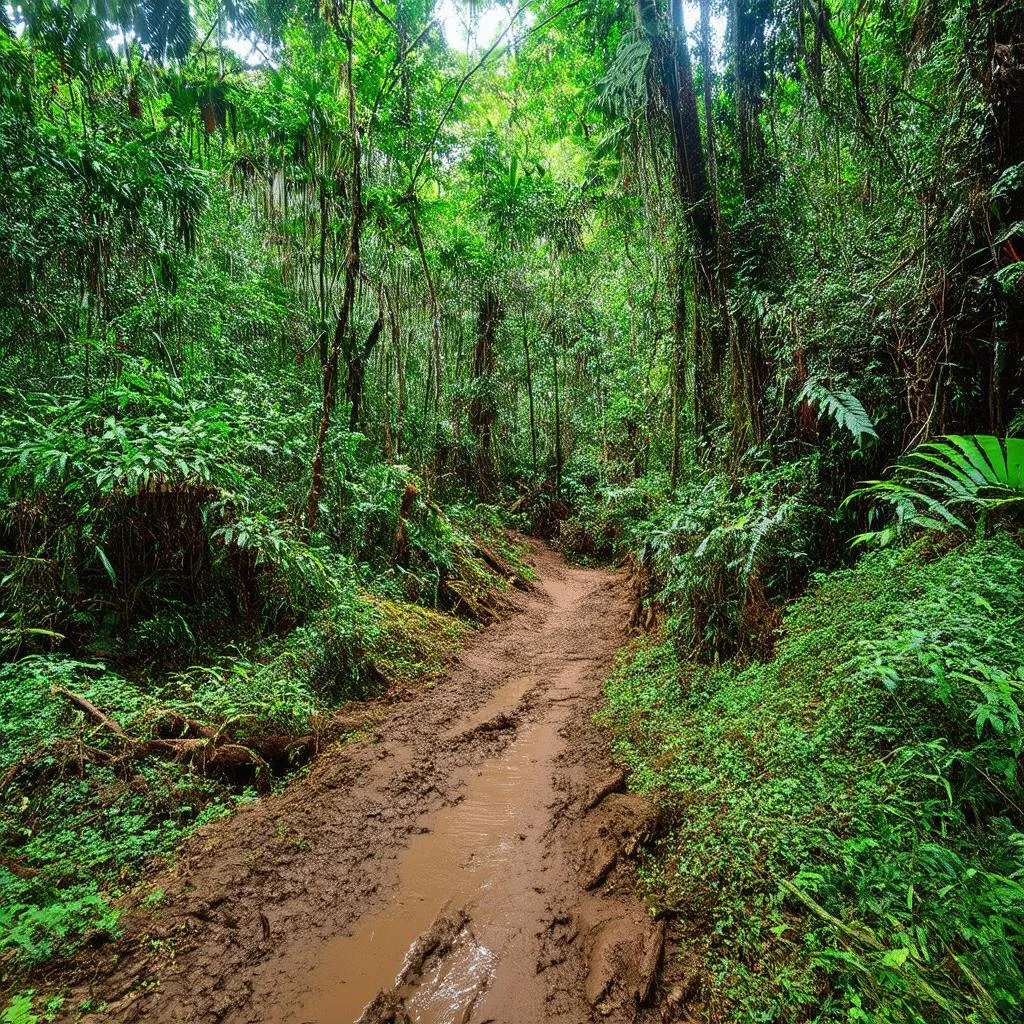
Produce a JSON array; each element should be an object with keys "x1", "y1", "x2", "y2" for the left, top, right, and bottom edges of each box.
[{"x1": 64, "y1": 542, "x2": 667, "y2": 1024}]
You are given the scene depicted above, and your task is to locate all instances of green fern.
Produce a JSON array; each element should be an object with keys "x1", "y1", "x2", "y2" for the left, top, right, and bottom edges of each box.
[
  {"x1": 1, "y1": 991, "x2": 38, "y2": 1024},
  {"x1": 596, "y1": 31, "x2": 653, "y2": 116},
  {"x1": 797, "y1": 379, "x2": 878, "y2": 447},
  {"x1": 848, "y1": 435, "x2": 1024, "y2": 544}
]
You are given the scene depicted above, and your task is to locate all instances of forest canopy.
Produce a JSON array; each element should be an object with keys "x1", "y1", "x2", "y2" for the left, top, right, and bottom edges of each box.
[{"x1": 1, "y1": 0, "x2": 1023, "y2": 1020}]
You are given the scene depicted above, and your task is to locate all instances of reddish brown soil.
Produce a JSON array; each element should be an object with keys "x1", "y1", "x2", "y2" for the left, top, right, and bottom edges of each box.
[{"x1": 59, "y1": 542, "x2": 672, "y2": 1024}]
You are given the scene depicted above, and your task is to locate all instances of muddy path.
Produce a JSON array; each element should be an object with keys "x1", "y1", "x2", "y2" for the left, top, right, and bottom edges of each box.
[{"x1": 63, "y1": 542, "x2": 669, "y2": 1024}]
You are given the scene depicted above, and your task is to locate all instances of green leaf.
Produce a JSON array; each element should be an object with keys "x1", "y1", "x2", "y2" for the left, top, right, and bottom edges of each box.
[
  {"x1": 797, "y1": 379, "x2": 877, "y2": 446},
  {"x1": 880, "y1": 947, "x2": 910, "y2": 968},
  {"x1": 94, "y1": 546, "x2": 117, "y2": 588}
]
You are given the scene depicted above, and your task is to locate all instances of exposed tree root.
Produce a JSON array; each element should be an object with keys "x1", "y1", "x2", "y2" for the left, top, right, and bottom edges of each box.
[{"x1": 46, "y1": 686, "x2": 315, "y2": 791}]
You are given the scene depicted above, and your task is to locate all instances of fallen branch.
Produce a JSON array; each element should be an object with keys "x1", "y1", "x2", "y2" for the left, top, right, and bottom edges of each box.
[
  {"x1": 49, "y1": 688, "x2": 281, "y2": 792},
  {"x1": 50, "y1": 686, "x2": 128, "y2": 740},
  {"x1": 0, "y1": 854, "x2": 39, "y2": 879},
  {"x1": 779, "y1": 878, "x2": 961, "y2": 1016},
  {"x1": 146, "y1": 708, "x2": 219, "y2": 741},
  {"x1": 475, "y1": 541, "x2": 532, "y2": 591}
]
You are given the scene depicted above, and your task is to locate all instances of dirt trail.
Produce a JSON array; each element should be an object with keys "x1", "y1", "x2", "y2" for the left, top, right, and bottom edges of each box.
[{"x1": 64, "y1": 542, "x2": 668, "y2": 1024}]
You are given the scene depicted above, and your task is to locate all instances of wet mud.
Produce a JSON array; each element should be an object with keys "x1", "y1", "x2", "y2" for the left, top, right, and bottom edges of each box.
[{"x1": 58, "y1": 542, "x2": 677, "y2": 1024}]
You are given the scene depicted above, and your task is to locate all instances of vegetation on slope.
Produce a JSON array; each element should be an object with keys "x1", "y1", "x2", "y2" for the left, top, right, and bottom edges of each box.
[
  {"x1": 603, "y1": 534, "x2": 1024, "y2": 1022},
  {"x1": 0, "y1": 358, "x2": 522, "y2": 975}
]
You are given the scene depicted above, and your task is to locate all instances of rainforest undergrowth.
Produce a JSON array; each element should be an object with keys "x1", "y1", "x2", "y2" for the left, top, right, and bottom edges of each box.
[{"x1": 2, "y1": 0, "x2": 1023, "y2": 1018}]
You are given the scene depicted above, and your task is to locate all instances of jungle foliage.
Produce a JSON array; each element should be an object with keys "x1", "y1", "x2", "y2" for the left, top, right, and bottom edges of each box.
[
  {"x1": 1, "y1": 0, "x2": 1023, "y2": 1018},
  {"x1": 603, "y1": 536, "x2": 1024, "y2": 1024}
]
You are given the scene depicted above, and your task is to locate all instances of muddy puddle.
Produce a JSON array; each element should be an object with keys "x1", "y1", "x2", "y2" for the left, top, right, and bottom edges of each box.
[{"x1": 280, "y1": 664, "x2": 583, "y2": 1024}]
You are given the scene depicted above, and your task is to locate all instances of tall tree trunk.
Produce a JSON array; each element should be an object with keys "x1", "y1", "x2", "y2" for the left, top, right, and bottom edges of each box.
[
  {"x1": 317, "y1": 182, "x2": 329, "y2": 366},
  {"x1": 306, "y1": 10, "x2": 363, "y2": 532},
  {"x1": 730, "y1": 0, "x2": 773, "y2": 447},
  {"x1": 522, "y1": 302, "x2": 537, "y2": 475},
  {"x1": 552, "y1": 340, "x2": 562, "y2": 500},
  {"x1": 470, "y1": 291, "x2": 500, "y2": 497},
  {"x1": 670, "y1": 242, "x2": 688, "y2": 488},
  {"x1": 409, "y1": 205, "x2": 442, "y2": 409},
  {"x1": 982, "y1": 0, "x2": 1024, "y2": 431},
  {"x1": 345, "y1": 314, "x2": 384, "y2": 432},
  {"x1": 732, "y1": 0, "x2": 768, "y2": 194},
  {"x1": 385, "y1": 285, "x2": 404, "y2": 457},
  {"x1": 635, "y1": 0, "x2": 712, "y2": 246},
  {"x1": 637, "y1": 0, "x2": 719, "y2": 442},
  {"x1": 698, "y1": 0, "x2": 720, "y2": 210}
]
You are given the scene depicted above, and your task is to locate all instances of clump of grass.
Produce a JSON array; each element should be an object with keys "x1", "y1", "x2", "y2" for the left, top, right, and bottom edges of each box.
[{"x1": 602, "y1": 534, "x2": 1024, "y2": 1023}]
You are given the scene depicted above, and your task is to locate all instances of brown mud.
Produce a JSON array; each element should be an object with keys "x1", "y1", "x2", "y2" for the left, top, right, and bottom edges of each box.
[{"x1": 60, "y1": 542, "x2": 679, "y2": 1024}]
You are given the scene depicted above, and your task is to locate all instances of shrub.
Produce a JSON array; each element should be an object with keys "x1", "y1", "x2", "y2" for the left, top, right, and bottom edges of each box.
[
  {"x1": 0, "y1": 658, "x2": 246, "y2": 966},
  {"x1": 633, "y1": 456, "x2": 829, "y2": 661}
]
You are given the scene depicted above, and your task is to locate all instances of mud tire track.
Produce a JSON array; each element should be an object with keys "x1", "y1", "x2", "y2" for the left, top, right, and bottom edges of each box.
[{"x1": 60, "y1": 542, "x2": 670, "y2": 1024}]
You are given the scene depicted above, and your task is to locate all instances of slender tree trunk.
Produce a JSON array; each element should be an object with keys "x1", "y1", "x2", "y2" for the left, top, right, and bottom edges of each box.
[
  {"x1": 470, "y1": 291, "x2": 500, "y2": 496},
  {"x1": 670, "y1": 242, "x2": 687, "y2": 488},
  {"x1": 317, "y1": 183, "x2": 329, "y2": 366},
  {"x1": 553, "y1": 340, "x2": 562, "y2": 500},
  {"x1": 306, "y1": 11, "x2": 363, "y2": 532},
  {"x1": 637, "y1": 0, "x2": 718, "y2": 441},
  {"x1": 346, "y1": 314, "x2": 384, "y2": 432},
  {"x1": 522, "y1": 302, "x2": 537, "y2": 475},
  {"x1": 399, "y1": 329, "x2": 410, "y2": 449},
  {"x1": 698, "y1": 0, "x2": 720, "y2": 217},
  {"x1": 385, "y1": 286, "x2": 404, "y2": 457},
  {"x1": 409, "y1": 205, "x2": 442, "y2": 409},
  {"x1": 730, "y1": 0, "x2": 772, "y2": 447}
]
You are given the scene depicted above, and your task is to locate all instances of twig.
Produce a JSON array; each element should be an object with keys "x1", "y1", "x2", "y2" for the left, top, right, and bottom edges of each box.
[{"x1": 875, "y1": 248, "x2": 921, "y2": 290}]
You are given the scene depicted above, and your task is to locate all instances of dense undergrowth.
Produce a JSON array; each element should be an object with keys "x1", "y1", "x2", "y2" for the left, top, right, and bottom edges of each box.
[
  {"x1": 601, "y1": 533, "x2": 1024, "y2": 1023},
  {"x1": 0, "y1": 597, "x2": 466, "y2": 972},
  {"x1": 557, "y1": 445, "x2": 834, "y2": 660},
  {"x1": 556, "y1": 433, "x2": 1024, "y2": 1021}
]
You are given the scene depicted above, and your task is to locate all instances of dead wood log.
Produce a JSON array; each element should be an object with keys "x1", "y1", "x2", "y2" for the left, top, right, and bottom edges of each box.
[
  {"x1": 49, "y1": 688, "x2": 275, "y2": 791},
  {"x1": 0, "y1": 855, "x2": 39, "y2": 879},
  {"x1": 474, "y1": 541, "x2": 532, "y2": 591}
]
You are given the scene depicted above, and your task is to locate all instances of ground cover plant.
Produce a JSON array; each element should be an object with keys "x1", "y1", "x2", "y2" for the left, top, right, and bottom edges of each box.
[{"x1": 603, "y1": 534, "x2": 1024, "y2": 1022}]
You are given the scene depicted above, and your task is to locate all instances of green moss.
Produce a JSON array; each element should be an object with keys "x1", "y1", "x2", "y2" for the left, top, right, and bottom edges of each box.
[{"x1": 366, "y1": 597, "x2": 468, "y2": 688}]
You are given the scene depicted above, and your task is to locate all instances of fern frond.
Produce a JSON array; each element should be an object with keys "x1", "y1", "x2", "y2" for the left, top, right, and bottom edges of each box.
[
  {"x1": 597, "y1": 32, "x2": 652, "y2": 116},
  {"x1": 797, "y1": 379, "x2": 878, "y2": 447}
]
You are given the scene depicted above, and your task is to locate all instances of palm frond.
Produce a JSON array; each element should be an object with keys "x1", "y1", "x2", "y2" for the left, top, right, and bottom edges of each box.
[
  {"x1": 848, "y1": 435, "x2": 1024, "y2": 545},
  {"x1": 136, "y1": 0, "x2": 194, "y2": 63}
]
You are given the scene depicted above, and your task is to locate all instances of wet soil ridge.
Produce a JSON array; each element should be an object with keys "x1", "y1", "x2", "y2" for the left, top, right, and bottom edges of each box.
[{"x1": 66, "y1": 543, "x2": 668, "y2": 1024}]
